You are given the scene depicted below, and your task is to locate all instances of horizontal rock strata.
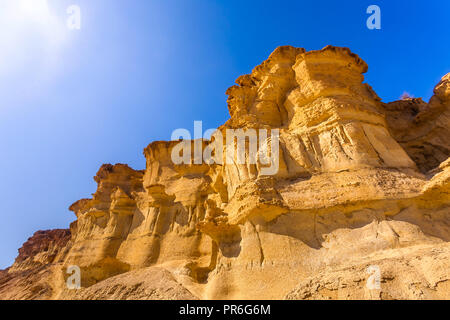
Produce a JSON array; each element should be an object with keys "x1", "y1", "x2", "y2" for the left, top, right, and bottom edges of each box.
[{"x1": 1, "y1": 46, "x2": 449, "y2": 300}]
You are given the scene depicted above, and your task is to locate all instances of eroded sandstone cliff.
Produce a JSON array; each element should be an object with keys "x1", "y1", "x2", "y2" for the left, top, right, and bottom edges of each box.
[{"x1": 1, "y1": 46, "x2": 449, "y2": 300}]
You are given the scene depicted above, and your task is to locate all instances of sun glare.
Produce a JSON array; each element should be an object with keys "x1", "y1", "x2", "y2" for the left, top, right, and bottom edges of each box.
[
  {"x1": 17, "y1": 0, "x2": 51, "y2": 24},
  {"x1": 0, "y1": 0, "x2": 67, "y2": 79}
]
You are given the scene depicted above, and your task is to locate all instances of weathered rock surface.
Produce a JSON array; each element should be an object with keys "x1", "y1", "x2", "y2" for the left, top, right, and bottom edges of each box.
[
  {"x1": 1, "y1": 46, "x2": 449, "y2": 300},
  {"x1": 58, "y1": 267, "x2": 198, "y2": 300},
  {"x1": 9, "y1": 229, "x2": 71, "y2": 273},
  {"x1": 384, "y1": 73, "x2": 450, "y2": 173},
  {"x1": 286, "y1": 241, "x2": 450, "y2": 300}
]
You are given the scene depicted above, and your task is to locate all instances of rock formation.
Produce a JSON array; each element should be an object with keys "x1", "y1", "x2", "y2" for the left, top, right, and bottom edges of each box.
[{"x1": 1, "y1": 46, "x2": 449, "y2": 300}]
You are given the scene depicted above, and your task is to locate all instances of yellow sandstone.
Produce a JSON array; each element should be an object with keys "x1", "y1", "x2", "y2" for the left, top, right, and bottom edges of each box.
[{"x1": 1, "y1": 46, "x2": 449, "y2": 300}]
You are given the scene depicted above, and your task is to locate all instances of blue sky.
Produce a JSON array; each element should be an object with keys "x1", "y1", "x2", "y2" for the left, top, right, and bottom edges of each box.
[{"x1": 0, "y1": 0, "x2": 449, "y2": 268}]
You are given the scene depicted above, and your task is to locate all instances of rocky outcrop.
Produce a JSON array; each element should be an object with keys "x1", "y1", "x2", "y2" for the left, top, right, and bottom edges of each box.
[
  {"x1": 384, "y1": 73, "x2": 450, "y2": 173},
  {"x1": 0, "y1": 229, "x2": 71, "y2": 300},
  {"x1": 9, "y1": 229, "x2": 71, "y2": 273},
  {"x1": 1, "y1": 46, "x2": 449, "y2": 300}
]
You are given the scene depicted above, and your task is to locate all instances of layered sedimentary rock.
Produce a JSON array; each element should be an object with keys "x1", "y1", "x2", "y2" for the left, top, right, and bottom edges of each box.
[
  {"x1": 0, "y1": 230, "x2": 70, "y2": 299},
  {"x1": 9, "y1": 229, "x2": 71, "y2": 273},
  {"x1": 1, "y1": 46, "x2": 449, "y2": 300},
  {"x1": 384, "y1": 73, "x2": 450, "y2": 173}
]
